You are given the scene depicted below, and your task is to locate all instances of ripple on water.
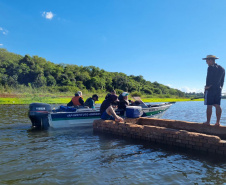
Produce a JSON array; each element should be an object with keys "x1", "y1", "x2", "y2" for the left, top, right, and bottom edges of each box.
[{"x1": 1, "y1": 104, "x2": 226, "y2": 184}]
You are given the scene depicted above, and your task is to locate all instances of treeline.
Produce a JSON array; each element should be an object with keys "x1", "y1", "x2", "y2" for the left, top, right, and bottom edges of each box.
[
  {"x1": 0, "y1": 48, "x2": 185, "y2": 97},
  {"x1": 185, "y1": 92, "x2": 204, "y2": 99}
]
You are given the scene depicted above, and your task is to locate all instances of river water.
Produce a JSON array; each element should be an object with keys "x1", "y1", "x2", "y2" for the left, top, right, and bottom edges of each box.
[{"x1": 1, "y1": 101, "x2": 226, "y2": 185}]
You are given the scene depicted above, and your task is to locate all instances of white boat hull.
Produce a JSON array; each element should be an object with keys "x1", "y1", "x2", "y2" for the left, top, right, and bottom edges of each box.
[
  {"x1": 48, "y1": 103, "x2": 173, "y2": 128},
  {"x1": 29, "y1": 102, "x2": 174, "y2": 129}
]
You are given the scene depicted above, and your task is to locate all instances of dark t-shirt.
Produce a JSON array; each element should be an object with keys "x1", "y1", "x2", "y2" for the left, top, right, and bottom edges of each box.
[
  {"x1": 206, "y1": 63, "x2": 225, "y2": 91},
  {"x1": 105, "y1": 93, "x2": 111, "y2": 100},
  {"x1": 84, "y1": 97, "x2": 94, "y2": 108},
  {"x1": 100, "y1": 99, "x2": 111, "y2": 115},
  {"x1": 118, "y1": 99, "x2": 129, "y2": 110}
]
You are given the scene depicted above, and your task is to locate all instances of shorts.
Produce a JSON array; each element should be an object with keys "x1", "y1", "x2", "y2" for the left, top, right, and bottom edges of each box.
[
  {"x1": 101, "y1": 111, "x2": 115, "y2": 120},
  {"x1": 204, "y1": 89, "x2": 222, "y2": 105}
]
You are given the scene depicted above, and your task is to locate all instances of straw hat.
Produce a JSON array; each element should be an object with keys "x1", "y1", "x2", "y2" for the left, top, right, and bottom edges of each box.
[{"x1": 202, "y1": 55, "x2": 219, "y2": 60}]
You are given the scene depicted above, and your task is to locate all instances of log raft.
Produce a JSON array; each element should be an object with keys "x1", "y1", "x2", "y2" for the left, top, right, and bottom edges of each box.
[{"x1": 93, "y1": 118, "x2": 226, "y2": 155}]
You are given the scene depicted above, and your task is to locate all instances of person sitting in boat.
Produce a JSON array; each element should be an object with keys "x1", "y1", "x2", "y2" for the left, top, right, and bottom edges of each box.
[
  {"x1": 100, "y1": 94, "x2": 123, "y2": 122},
  {"x1": 67, "y1": 91, "x2": 84, "y2": 107},
  {"x1": 118, "y1": 92, "x2": 130, "y2": 110},
  {"x1": 105, "y1": 89, "x2": 116, "y2": 100},
  {"x1": 130, "y1": 100, "x2": 141, "y2": 106},
  {"x1": 84, "y1": 94, "x2": 99, "y2": 108}
]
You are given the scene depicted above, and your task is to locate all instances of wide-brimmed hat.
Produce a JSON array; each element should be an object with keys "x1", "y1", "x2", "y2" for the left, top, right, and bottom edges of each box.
[{"x1": 202, "y1": 55, "x2": 219, "y2": 60}]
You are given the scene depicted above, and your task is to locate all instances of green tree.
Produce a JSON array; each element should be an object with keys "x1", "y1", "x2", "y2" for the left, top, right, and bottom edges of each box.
[
  {"x1": 46, "y1": 75, "x2": 56, "y2": 86},
  {"x1": 33, "y1": 75, "x2": 47, "y2": 87},
  {"x1": 154, "y1": 88, "x2": 162, "y2": 94},
  {"x1": 0, "y1": 48, "x2": 186, "y2": 98}
]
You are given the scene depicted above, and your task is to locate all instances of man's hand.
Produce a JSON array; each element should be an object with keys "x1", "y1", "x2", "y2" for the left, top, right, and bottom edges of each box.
[{"x1": 205, "y1": 85, "x2": 211, "y2": 90}]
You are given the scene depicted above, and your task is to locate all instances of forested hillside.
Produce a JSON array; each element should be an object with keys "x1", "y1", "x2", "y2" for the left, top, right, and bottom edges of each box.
[{"x1": 0, "y1": 48, "x2": 184, "y2": 97}]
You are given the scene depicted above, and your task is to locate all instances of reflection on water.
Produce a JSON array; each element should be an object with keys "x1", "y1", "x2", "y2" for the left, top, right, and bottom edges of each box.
[{"x1": 1, "y1": 102, "x2": 226, "y2": 184}]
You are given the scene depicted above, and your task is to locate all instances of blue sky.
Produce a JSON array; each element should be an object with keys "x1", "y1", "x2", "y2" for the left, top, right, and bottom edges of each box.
[{"x1": 1, "y1": 0, "x2": 226, "y2": 93}]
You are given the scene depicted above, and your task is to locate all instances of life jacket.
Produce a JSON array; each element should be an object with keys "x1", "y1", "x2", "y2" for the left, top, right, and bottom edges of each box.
[{"x1": 72, "y1": 96, "x2": 83, "y2": 106}]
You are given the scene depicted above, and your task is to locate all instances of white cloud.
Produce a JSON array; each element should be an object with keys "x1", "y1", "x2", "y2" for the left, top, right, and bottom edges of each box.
[
  {"x1": 0, "y1": 27, "x2": 8, "y2": 35},
  {"x1": 178, "y1": 86, "x2": 203, "y2": 93},
  {"x1": 0, "y1": 44, "x2": 3, "y2": 46},
  {"x1": 42, "y1": 11, "x2": 55, "y2": 20},
  {"x1": 167, "y1": 84, "x2": 203, "y2": 93}
]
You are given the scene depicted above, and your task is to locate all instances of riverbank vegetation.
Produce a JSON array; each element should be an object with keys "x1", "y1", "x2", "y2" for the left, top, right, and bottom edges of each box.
[
  {"x1": 0, "y1": 48, "x2": 203, "y2": 104},
  {"x1": 0, "y1": 85, "x2": 203, "y2": 105},
  {"x1": 0, "y1": 92, "x2": 201, "y2": 105}
]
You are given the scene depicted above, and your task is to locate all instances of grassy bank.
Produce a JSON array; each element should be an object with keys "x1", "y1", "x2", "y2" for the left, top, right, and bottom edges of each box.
[{"x1": 0, "y1": 93, "x2": 204, "y2": 105}]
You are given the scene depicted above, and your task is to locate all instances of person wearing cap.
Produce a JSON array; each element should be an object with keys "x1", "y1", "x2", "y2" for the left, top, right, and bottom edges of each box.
[
  {"x1": 203, "y1": 55, "x2": 225, "y2": 126},
  {"x1": 105, "y1": 89, "x2": 116, "y2": 100},
  {"x1": 100, "y1": 94, "x2": 123, "y2": 122},
  {"x1": 67, "y1": 91, "x2": 84, "y2": 107},
  {"x1": 118, "y1": 92, "x2": 130, "y2": 110},
  {"x1": 84, "y1": 94, "x2": 99, "y2": 108}
]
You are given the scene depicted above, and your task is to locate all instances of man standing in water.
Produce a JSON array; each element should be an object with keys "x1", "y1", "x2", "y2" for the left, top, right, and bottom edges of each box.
[{"x1": 203, "y1": 55, "x2": 225, "y2": 126}]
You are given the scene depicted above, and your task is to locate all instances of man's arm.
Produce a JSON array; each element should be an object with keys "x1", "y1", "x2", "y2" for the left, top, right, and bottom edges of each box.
[
  {"x1": 221, "y1": 69, "x2": 225, "y2": 88},
  {"x1": 86, "y1": 98, "x2": 94, "y2": 108},
  {"x1": 90, "y1": 99, "x2": 95, "y2": 108},
  {"x1": 79, "y1": 97, "x2": 84, "y2": 105},
  {"x1": 67, "y1": 100, "x2": 73, "y2": 106},
  {"x1": 106, "y1": 106, "x2": 123, "y2": 121},
  {"x1": 205, "y1": 67, "x2": 214, "y2": 90}
]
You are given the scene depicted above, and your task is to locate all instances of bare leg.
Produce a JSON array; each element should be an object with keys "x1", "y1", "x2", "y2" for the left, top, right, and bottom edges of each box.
[
  {"x1": 106, "y1": 106, "x2": 123, "y2": 122},
  {"x1": 204, "y1": 105, "x2": 212, "y2": 125},
  {"x1": 214, "y1": 104, "x2": 222, "y2": 126}
]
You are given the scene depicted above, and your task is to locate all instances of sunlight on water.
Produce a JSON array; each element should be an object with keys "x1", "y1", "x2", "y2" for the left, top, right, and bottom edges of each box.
[
  {"x1": 1, "y1": 102, "x2": 226, "y2": 184},
  {"x1": 162, "y1": 100, "x2": 226, "y2": 126}
]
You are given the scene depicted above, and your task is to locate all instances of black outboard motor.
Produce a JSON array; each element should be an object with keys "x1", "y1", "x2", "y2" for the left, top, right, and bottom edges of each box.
[{"x1": 29, "y1": 103, "x2": 52, "y2": 130}]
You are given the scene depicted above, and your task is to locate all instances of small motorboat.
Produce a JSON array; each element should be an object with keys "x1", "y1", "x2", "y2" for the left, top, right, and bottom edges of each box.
[{"x1": 28, "y1": 101, "x2": 175, "y2": 129}]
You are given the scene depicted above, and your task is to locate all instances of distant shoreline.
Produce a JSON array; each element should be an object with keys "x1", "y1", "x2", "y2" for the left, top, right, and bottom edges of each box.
[{"x1": 0, "y1": 94, "x2": 203, "y2": 105}]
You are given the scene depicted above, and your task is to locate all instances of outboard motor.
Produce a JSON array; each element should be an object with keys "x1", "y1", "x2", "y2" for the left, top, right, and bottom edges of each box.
[{"x1": 29, "y1": 103, "x2": 52, "y2": 130}]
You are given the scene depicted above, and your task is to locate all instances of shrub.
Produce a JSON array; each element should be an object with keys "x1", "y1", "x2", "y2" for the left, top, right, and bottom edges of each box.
[
  {"x1": 90, "y1": 87, "x2": 95, "y2": 93},
  {"x1": 56, "y1": 86, "x2": 79, "y2": 92},
  {"x1": 145, "y1": 95, "x2": 153, "y2": 98},
  {"x1": 153, "y1": 88, "x2": 162, "y2": 94},
  {"x1": 130, "y1": 91, "x2": 142, "y2": 97},
  {"x1": 115, "y1": 89, "x2": 123, "y2": 95},
  {"x1": 164, "y1": 94, "x2": 171, "y2": 98},
  {"x1": 143, "y1": 88, "x2": 153, "y2": 95},
  {"x1": 157, "y1": 94, "x2": 165, "y2": 98}
]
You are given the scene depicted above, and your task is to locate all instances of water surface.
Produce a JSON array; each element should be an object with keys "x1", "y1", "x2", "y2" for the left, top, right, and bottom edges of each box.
[{"x1": 1, "y1": 101, "x2": 226, "y2": 184}]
